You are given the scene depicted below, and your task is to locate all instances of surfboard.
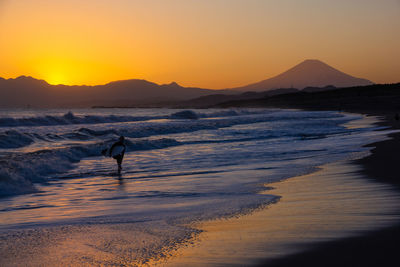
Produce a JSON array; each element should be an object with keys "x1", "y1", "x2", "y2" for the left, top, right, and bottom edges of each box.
[
  {"x1": 110, "y1": 145, "x2": 125, "y2": 157},
  {"x1": 102, "y1": 145, "x2": 125, "y2": 158}
]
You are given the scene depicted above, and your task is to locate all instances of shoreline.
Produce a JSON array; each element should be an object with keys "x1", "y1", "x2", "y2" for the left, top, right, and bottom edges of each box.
[
  {"x1": 163, "y1": 113, "x2": 400, "y2": 266},
  {"x1": 256, "y1": 112, "x2": 400, "y2": 267},
  {"x1": 2, "y1": 109, "x2": 399, "y2": 266}
]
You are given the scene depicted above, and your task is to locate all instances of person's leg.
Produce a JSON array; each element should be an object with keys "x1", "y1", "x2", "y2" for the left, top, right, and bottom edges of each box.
[{"x1": 116, "y1": 156, "x2": 122, "y2": 173}]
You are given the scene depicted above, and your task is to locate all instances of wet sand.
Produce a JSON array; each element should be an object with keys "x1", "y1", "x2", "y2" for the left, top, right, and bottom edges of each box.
[
  {"x1": 257, "y1": 115, "x2": 400, "y2": 267},
  {"x1": 201, "y1": 84, "x2": 400, "y2": 267},
  {"x1": 163, "y1": 113, "x2": 400, "y2": 267},
  {"x1": 2, "y1": 111, "x2": 399, "y2": 266},
  {"x1": 164, "y1": 159, "x2": 400, "y2": 266}
]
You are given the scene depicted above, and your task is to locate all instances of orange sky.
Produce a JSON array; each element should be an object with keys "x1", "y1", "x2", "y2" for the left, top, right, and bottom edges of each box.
[{"x1": 0, "y1": 0, "x2": 399, "y2": 88}]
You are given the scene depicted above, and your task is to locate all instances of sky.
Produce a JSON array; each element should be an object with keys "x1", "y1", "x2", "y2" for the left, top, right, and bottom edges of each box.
[{"x1": 0, "y1": 0, "x2": 399, "y2": 88}]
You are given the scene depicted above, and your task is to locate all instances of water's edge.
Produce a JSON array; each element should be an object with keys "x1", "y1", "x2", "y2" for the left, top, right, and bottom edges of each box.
[{"x1": 1, "y1": 111, "x2": 398, "y2": 266}]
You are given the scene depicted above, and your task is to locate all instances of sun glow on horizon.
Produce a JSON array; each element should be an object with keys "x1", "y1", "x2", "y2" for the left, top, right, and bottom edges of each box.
[{"x1": 43, "y1": 64, "x2": 70, "y2": 85}]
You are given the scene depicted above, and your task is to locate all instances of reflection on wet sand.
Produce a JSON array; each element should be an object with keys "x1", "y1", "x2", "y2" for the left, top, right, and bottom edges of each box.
[{"x1": 165, "y1": 161, "x2": 400, "y2": 266}]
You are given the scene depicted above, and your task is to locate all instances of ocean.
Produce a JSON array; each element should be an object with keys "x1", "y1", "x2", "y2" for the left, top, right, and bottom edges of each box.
[{"x1": 0, "y1": 108, "x2": 396, "y2": 264}]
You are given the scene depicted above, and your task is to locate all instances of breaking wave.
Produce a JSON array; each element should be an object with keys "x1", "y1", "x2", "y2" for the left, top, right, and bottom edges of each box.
[
  {"x1": 0, "y1": 137, "x2": 181, "y2": 197},
  {"x1": 0, "y1": 111, "x2": 158, "y2": 127},
  {"x1": 0, "y1": 109, "x2": 272, "y2": 127},
  {"x1": 0, "y1": 108, "x2": 359, "y2": 198},
  {"x1": 0, "y1": 130, "x2": 35, "y2": 149},
  {"x1": 0, "y1": 109, "x2": 350, "y2": 151}
]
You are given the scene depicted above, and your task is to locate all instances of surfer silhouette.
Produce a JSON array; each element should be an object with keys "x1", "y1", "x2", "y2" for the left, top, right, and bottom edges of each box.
[{"x1": 108, "y1": 136, "x2": 126, "y2": 174}]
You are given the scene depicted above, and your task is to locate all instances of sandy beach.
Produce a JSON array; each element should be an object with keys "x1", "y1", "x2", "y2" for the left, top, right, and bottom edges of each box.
[
  {"x1": 158, "y1": 113, "x2": 400, "y2": 266},
  {"x1": 267, "y1": 116, "x2": 400, "y2": 267},
  {"x1": 165, "y1": 133, "x2": 400, "y2": 266},
  {"x1": 1, "y1": 109, "x2": 399, "y2": 267},
  {"x1": 202, "y1": 83, "x2": 400, "y2": 266},
  {"x1": 259, "y1": 117, "x2": 400, "y2": 267}
]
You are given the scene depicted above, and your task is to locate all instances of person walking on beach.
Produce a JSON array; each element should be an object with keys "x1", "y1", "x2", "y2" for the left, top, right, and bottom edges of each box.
[{"x1": 109, "y1": 136, "x2": 126, "y2": 174}]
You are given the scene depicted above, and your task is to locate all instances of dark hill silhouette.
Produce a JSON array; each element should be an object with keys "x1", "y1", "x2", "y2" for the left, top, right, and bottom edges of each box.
[
  {"x1": 175, "y1": 88, "x2": 300, "y2": 108},
  {"x1": 231, "y1": 59, "x2": 373, "y2": 91},
  {"x1": 216, "y1": 83, "x2": 400, "y2": 111},
  {"x1": 0, "y1": 60, "x2": 374, "y2": 107},
  {"x1": 0, "y1": 76, "x2": 52, "y2": 107},
  {"x1": 0, "y1": 77, "x2": 231, "y2": 108}
]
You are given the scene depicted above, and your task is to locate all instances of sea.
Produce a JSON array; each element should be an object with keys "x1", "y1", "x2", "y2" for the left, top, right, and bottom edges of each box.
[{"x1": 0, "y1": 108, "x2": 396, "y2": 264}]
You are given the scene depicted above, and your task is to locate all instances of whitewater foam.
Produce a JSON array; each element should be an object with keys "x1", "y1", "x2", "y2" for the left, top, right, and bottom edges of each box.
[
  {"x1": 0, "y1": 137, "x2": 182, "y2": 197},
  {"x1": 0, "y1": 108, "x2": 395, "y2": 266},
  {"x1": 0, "y1": 109, "x2": 268, "y2": 128},
  {"x1": 0, "y1": 108, "x2": 376, "y2": 197}
]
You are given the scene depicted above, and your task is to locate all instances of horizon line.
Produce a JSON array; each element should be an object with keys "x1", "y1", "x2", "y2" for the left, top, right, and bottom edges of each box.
[{"x1": 0, "y1": 58, "x2": 384, "y2": 89}]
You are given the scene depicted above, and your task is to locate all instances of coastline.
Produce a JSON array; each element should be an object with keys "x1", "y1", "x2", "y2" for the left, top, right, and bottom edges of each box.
[
  {"x1": 256, "y1": 112, "x2": 400, "y2": 267},
  {"x1": 1, "y1": 108, "x2": 399, "y2": 266},
  {"x1": 206, "y1": 84, "x2": 400, "y2": 266},
  {"x1": 163, "y1": 113, "x2": 400, "y2": 266}
]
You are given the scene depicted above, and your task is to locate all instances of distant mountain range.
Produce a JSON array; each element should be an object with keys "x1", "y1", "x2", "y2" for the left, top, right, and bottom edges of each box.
[
  {"x1": 230, "y1": 59, "x2": 373, "y2": 91},
  {"x1": 0, "y1": 77, "x2": 221, "y2": 108},
  {"x1": 0, "y1": 59, "x2": 374, "y2": 107}
]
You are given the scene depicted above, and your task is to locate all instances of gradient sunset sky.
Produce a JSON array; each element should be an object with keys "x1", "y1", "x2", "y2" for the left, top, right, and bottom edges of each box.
[{"x1": 0, "y1": 0, "x2": 399, "y2": 88}]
